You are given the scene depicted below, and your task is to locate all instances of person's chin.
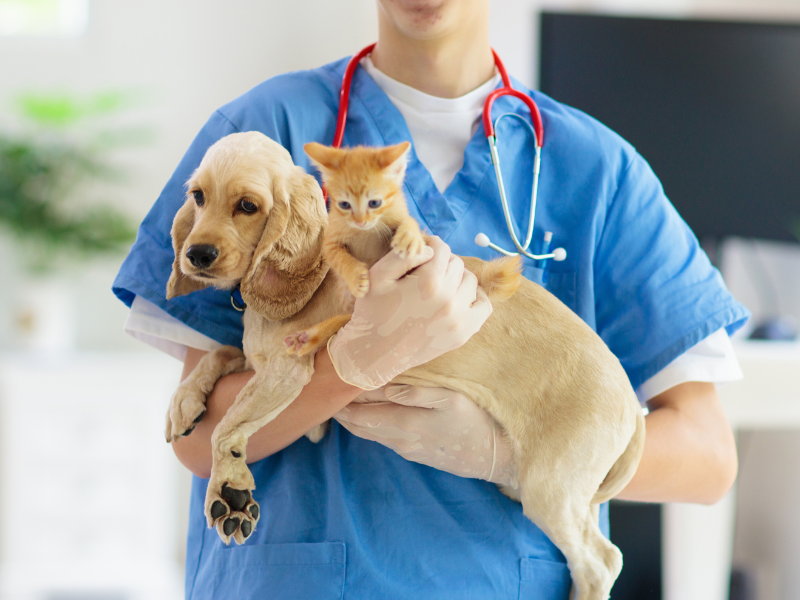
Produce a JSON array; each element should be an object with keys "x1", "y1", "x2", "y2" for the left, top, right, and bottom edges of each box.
[{"x1": 381, "y1": 0, "x2": 456, "y2": 39}]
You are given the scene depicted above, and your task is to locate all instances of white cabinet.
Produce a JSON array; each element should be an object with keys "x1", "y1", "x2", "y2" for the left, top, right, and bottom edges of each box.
[{"x1": 0, "y1": 353, "x2": 187, "y2": 600}]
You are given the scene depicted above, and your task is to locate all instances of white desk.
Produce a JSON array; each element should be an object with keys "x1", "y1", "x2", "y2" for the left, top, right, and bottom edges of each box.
[{"x1": 663, "y1": 341, "x2": 800, "y2": 600}]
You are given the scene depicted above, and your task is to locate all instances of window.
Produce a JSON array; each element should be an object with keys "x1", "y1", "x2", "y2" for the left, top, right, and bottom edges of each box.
[{"x1": 0, "y1": 0, "x2": 88, "y2": 37}]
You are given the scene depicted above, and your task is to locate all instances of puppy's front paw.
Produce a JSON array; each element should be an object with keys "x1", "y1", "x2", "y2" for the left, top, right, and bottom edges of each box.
[
  {"x1": 346, "y1": 267, "x2": 370, "y2": 298},
  {"x1": 165, "y1": 386, "x2": 207, "y2": 443},
  {"x1": 205, "y1": 459, "x2": 259, "y2": 545},
  {"x1": 391, "y1": 229, "x2": 426, "y2": 258}
]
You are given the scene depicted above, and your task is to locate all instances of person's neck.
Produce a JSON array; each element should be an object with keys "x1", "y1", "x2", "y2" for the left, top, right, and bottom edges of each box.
[{"x1": 371, "y1": 17, "x2": 494, "y2": 99}]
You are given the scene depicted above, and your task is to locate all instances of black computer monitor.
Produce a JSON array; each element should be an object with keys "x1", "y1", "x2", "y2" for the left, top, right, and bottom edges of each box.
[{"x1": 539, "y1": 12, "x2": 800, "y2": 244}]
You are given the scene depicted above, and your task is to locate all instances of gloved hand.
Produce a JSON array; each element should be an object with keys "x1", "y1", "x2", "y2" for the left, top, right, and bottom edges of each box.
[
  {"x1": 327, "y1": 236, "x2": 493, "y2": 390},
  {"x1": 334, "y1": 384, "x2": 519, "y2": 489}
]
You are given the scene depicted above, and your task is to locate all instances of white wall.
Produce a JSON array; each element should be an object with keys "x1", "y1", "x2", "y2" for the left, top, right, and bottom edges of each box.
[{"x1": 2, "y1": 0, "x2": 799, "y2": 353}]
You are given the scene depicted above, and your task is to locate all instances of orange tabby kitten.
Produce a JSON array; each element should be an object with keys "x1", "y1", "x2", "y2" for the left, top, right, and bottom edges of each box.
[{"x1": 284, "y1": 141, "x2": 520, "y2": 356}]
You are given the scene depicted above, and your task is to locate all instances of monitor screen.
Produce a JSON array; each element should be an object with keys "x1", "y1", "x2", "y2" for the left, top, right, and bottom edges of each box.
[{"x1": 539, "y1": 12, "x2": 800, "y2": 243}]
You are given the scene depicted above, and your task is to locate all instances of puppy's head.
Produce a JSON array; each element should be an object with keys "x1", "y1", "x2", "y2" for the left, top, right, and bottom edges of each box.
[{"x1": 167, "y1": 131, "x2": 329, "y2": 320}]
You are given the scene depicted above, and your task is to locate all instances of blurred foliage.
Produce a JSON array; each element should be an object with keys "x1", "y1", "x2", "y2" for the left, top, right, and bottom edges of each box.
[
  {"x1": 0, "y1": 90, "x2": 145, "y2": 272},
  {"x1": 16, "y1": 90, "x2": 131, "y2": 127}
]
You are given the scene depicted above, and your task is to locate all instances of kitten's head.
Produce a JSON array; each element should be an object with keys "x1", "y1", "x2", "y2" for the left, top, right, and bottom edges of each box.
[{"x1": 304, "y1": 141, "x2": 410, "y2": 230}]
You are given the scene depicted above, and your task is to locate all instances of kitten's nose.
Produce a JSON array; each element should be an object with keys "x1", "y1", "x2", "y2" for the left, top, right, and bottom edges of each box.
[{"x1": 186, "y1": 244, "x2": 219, "y2": 268}]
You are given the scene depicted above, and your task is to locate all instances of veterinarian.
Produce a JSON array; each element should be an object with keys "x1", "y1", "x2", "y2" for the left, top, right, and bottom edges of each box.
[{"x1": 113, "y1": 0, "x2": 749, "y2": 598}]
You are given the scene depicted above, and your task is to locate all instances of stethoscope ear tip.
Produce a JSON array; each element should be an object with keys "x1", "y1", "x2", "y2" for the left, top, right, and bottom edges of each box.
[
  {"x1": 475, "y1": 233, "x2": 491, "y2": 248},
  {"x1": 552, "y1": 247, "x2": 567, "y2": 261}
]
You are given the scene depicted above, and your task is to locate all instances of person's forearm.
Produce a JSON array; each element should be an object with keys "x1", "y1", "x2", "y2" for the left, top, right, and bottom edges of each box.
[
  {"x1": 172, "y1": 348, "x2": 362, "y2": 478},
  {"x1": 615, "y1": 381, "x2": 738, "y2": 505}
]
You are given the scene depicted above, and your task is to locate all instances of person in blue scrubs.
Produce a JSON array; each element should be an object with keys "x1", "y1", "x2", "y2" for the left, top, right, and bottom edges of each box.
[{"x1": 113, "y1": 1, "x2": 749, "y2": 598}]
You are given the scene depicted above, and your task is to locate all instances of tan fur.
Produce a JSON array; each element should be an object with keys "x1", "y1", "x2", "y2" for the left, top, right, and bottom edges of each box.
[
  {"x1": 166, "y1": 134, "x2": 645, "y2": 600},
  {"x1": 164, "y1": 132, "x2": 340, "y2": 545},
  {"x1": 289, "y1": 143, "x2": 645, "y2": 600}
]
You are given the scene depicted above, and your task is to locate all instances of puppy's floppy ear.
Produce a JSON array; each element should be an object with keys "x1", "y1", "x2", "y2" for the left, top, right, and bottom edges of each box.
[
  {"x1": 166, "y1": 199, "x2": 211, "y2": 299},
  {"x1": 240, "y1": 167, "x2": 329, "y2": 321},
  {"x1": 376, "y1": 141, "x2": 411, "y2": 184}
]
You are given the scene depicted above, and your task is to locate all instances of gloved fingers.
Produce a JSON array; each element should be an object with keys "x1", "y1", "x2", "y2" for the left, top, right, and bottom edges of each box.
[
  {"x1": 354, "y1": 386, "x2": 390, "y2": 404},
  {"x1": 334, "y1": 418, "x2": 416, "y2": 455},
  {"x1": 336, "y1": 401, "x2": 427, "y2": 430},
  {"x1": 384, "y1": 384, "x2": 456, "y2": 408},
  {"x1": 437, "y1": 253, "x2": 467, "y2": 303},
  {"x1": 369, "y1": 243, "x2": 434, "y2": 294},
  {"x1": 334, "y1": 403, "x2": 433, "y2": 455},
  {"x1": 419, "y1": 236, "x2": 452, "y2": 278},
  {"x1": 452, "y1": 265, "x2": 479, "y2": 306},
  {"x1": 415, "y1": 236, "x2": 456, "y2": 300},
  {"x1": 465, "y1": 285, "x2": 493, "y2": 324}
]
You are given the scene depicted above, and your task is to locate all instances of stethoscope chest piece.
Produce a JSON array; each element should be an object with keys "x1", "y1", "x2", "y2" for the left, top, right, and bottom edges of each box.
[{"x1": 473, "y1": 50, "x2": 566, "y2": 264}]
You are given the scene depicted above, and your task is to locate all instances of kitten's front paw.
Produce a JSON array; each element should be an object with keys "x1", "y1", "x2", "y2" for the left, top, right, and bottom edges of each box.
[
  {"x1": 347, "y1": 267, "x2": 370, "y2": 298},
  {"x1": 391, "y1": 229, "x2": 426, "y2": 258}
]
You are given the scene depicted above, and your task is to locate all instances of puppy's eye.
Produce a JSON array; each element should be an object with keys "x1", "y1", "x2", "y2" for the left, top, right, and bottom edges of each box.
[
  {"x1": 239, "y1": 199, "x2": 258, "y2": 214},
  {"x1": 368, "y1": 199, "x2": 382, "y2": 209},
  {"x1": 193, "y1": 190, "x2": 205, "y2": 206},
  {"x1": 338, "y1": 201, "x2": 351, "y2": 210}
]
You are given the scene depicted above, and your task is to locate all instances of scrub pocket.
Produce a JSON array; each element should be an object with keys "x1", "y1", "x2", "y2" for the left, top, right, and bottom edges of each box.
[
  {"x1": 210, "y1": 541, "x2": 346, "y2": 600},
  {"x1": 518, "y1": 557, "x2": 572, "y2": 600},
  {"x1": 522, "y1": 264, "x2": 577, "y2": 313}
]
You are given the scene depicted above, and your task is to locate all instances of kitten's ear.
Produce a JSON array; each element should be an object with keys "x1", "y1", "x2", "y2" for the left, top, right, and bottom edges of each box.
[
  {"x1": 377, "y1": 141, "x2": 411, "y2": 184},
  {"x1": 304, "y1": 142, "x2": 344, "y2": 171}
]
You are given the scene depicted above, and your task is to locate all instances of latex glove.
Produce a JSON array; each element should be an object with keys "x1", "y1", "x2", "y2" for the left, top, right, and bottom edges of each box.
[
  {"x1": 328, "y1": 236, "x2": 493, "y2": 390},
  {"x1": 335, "y1": 384, "x2": 519, "y2": 489}
]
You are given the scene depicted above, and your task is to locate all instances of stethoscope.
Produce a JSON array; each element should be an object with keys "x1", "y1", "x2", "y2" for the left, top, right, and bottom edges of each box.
[{"x1": 331, "y1": 43, "x2": 566, "y2": 264}]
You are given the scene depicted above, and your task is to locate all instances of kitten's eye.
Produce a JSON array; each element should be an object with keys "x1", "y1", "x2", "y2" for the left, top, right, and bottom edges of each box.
[
  {"x1": 193, "y1": 190, "x2": 205, "y2": 206},
  {"x1": 338, "y1": 201, "x2": 351, "y2": 210},
  {"x1": 239, "y1": 199, "x2": 258, "y2": 214},
  {"x1": 368, "y1": 199, "x2": 382, "y2": 209}
]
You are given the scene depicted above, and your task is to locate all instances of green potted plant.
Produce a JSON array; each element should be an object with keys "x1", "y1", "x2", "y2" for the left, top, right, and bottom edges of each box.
[{"x1": 0, "y1": 91, "x2": 141, "y2": 350}]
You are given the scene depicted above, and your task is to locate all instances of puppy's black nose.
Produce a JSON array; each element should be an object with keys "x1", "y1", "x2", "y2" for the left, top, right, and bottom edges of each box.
[{"x1": 186, "y1": 244, "x2": 219, "y2": 268}]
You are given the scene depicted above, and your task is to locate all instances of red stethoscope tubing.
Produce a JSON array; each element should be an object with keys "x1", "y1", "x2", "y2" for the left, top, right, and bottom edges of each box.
[
  {"x1": 332, "y1": 44, "x2": 544, "y2": 149},
  {"x1": 328, "y1": 45, "x2": 562, "y2": 269},
  {"x1": 332, "y1": 43, "x2": 376, "y2": 149}
]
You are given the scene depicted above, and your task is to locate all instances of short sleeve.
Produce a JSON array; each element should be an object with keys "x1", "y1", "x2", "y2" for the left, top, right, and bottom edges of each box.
[
  {"x1": 593, "y1": 152, "x2": 749, "y2": 390},
  {"x1": 112, "y1": 110, "x2": 247, "y2": 347}
]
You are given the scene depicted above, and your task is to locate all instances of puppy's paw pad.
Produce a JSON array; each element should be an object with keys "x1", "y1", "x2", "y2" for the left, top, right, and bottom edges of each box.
[{"x1": 205, "y1": 482, "x2": 260, "y2": 545}]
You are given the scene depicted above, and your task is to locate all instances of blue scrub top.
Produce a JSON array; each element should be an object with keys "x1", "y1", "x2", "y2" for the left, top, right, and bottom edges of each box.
[{"x1": 113, "y1": 56, "x2": 749, "y2": 600}]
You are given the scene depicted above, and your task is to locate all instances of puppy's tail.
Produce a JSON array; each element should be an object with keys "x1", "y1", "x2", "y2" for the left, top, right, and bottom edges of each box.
[
  {"x1": 477, "y1": 256, "x2": 523, "y2": 302},
  {"x1": 593, "y1": 402, "x2": 646, "y2": 505}
]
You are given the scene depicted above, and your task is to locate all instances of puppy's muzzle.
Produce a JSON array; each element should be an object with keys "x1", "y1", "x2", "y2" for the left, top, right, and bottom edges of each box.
[{"x1": 186, "y1": 244, "x2": 219, "y2": 269}]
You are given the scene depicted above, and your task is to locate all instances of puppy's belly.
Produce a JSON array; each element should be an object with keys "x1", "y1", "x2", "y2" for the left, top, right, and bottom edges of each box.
[{"x1": 394, "y1": 278, "x2": 639, "y2": 475}]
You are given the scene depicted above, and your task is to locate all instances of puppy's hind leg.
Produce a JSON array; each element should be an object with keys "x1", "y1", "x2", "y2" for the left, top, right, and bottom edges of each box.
[
  {"x1": 166, "y1": 346, "x2": 247, "y2": 442},
  {"x1": 519, "y1": 482, "x2": 622, "y2": 600},
  {"x1": 284, "y1": 313, "x2": 352, "y2": 357}
]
